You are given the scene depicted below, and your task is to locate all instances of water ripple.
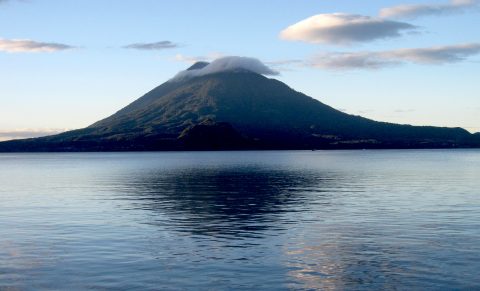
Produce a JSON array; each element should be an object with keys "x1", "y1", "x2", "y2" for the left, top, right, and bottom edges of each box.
[{"x1": 0, "y1": 150, "x2": 479, "y2": 289}]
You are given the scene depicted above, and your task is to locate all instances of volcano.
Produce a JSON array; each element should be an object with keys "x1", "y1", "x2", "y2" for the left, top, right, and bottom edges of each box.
[{"x1": 1, "y1": 57, "x2": 478, "y2": 151}]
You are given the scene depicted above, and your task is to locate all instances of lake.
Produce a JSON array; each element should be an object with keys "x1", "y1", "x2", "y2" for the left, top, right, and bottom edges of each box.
[{"x1": 0, "y1": 150, "x2": 479, "y2": 290}]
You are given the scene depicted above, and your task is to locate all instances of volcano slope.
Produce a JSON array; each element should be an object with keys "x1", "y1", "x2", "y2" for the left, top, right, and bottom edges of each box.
[{"x1": 1, "y1": 60, "x2": 478, "y2": 151}]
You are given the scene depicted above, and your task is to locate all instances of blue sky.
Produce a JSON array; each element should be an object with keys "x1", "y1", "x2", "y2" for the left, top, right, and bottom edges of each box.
[{"x1": 1, "y1": 0, "x2": 479, "y2": 140}]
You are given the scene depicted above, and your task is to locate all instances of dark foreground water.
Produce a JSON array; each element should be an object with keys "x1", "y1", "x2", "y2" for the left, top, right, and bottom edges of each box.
[{"x1": 0, "y1": 150, "x2": 479, "y2": 290}]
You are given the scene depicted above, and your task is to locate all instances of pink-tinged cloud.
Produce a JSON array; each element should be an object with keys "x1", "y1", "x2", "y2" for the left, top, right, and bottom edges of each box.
[
  {"x1": 380, "y1": 0, "x2": 478, "y2": 19},
  {"x1": 0, "y1": 38, "x2": 74, "y2": 53},
  {"x1": 308, "y1": 43, "x2": 480, "y2": 70},
  {"x1": 280, "y1": 13, "x2": 417, "y2": 45}
]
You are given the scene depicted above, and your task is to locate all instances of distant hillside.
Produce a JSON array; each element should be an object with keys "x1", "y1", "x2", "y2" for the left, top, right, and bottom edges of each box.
[{"x1": 1, "y1": 60, "x2": 479, "y2": 151}]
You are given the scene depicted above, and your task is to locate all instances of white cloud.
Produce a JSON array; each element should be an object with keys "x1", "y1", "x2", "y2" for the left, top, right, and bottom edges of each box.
[
  {"x1": 171, "y1": 56, "x2": 279, "y2": 81},
  {"x1": 308, "y1": 43, "x2": 480, "y2": 70},
  {"x1": 280, "y1": 13, "x2": 417, "y2": 45},
  {"x1": 0, "y1": 38, "x2": 74, "y2": 53},
  {"x1": 380, "y1": 0, "x2": 478, "y2": 19}
]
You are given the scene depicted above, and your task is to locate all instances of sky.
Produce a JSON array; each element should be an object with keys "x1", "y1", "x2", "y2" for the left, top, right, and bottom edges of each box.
[{"x1": 1, "y1": 0, "x2": 479, "y2": 140}]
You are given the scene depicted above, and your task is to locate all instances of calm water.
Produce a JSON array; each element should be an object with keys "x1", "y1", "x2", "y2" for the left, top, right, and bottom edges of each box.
[{"x1": 0, "y1": 150, "x2": 479, "y2": 290}]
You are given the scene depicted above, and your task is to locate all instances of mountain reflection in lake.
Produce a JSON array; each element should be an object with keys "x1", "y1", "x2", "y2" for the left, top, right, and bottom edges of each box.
[
  {"x1": 0, "y1": 151, "x2": 479, "y2": 290},
  {"x1": 120, "y1": 167, "x2": 336, "y2": 238}
]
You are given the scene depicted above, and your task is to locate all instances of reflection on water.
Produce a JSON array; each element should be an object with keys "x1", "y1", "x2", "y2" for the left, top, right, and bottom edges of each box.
[
  {"x1": 121, "y1": 167, "x2": 335, "y2": 238},
  {"x1": 0, "y1": 151, "x2": 479, "y2": 290}
]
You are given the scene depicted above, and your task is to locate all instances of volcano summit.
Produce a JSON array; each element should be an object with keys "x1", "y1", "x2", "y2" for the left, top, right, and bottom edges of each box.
[{"x1": 1, "y1": 56, "x2": 478, "y2": 151}]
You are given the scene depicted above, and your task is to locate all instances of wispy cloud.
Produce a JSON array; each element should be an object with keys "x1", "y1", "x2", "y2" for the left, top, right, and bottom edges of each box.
[
  {"x1": 0, "y1": 38, "x2": 74, "y2": 53},
  {"x1": 394, "y1": 109, "x2": 416, "y2": 113},
  {"x1": 357, "y1": 109, "x2": 375, "y2": 115},
  {"x1": 309, "y1": 51, "x2": 399, "y2": 70},
  {"x1": 123, "y1": 41, "x2": 179, "y2": 50},
  {"x1": 307, "y1": 43, "x2": 480, "y2": 70},
  {"x1": 0, "y1": 0, "x2": 23, "y2": 3},
  {"x1": 264, "y1": 59, "x2": 304, "y2": 72},
  {"x1": 173, "y1": 52, "x2": 225, "y2": 63},
  {"x1": 280, "y1": 13, "x2": 417, "y2": 45},
  {"x1": 388, "y1": 43, "x2": 480, "y2": 63},
  {"x1": 0, "y1": 128, "x2": 68, "y2": 141},
  {"x1": 380, "y1": 0, "x2": 478, "y2": 19},
  {"x1": 174, "y1": 53, "x2": 206, "y2": 63},
  {"x1": 265, "y1": 59, "x2": 304, "y2": 67}
]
